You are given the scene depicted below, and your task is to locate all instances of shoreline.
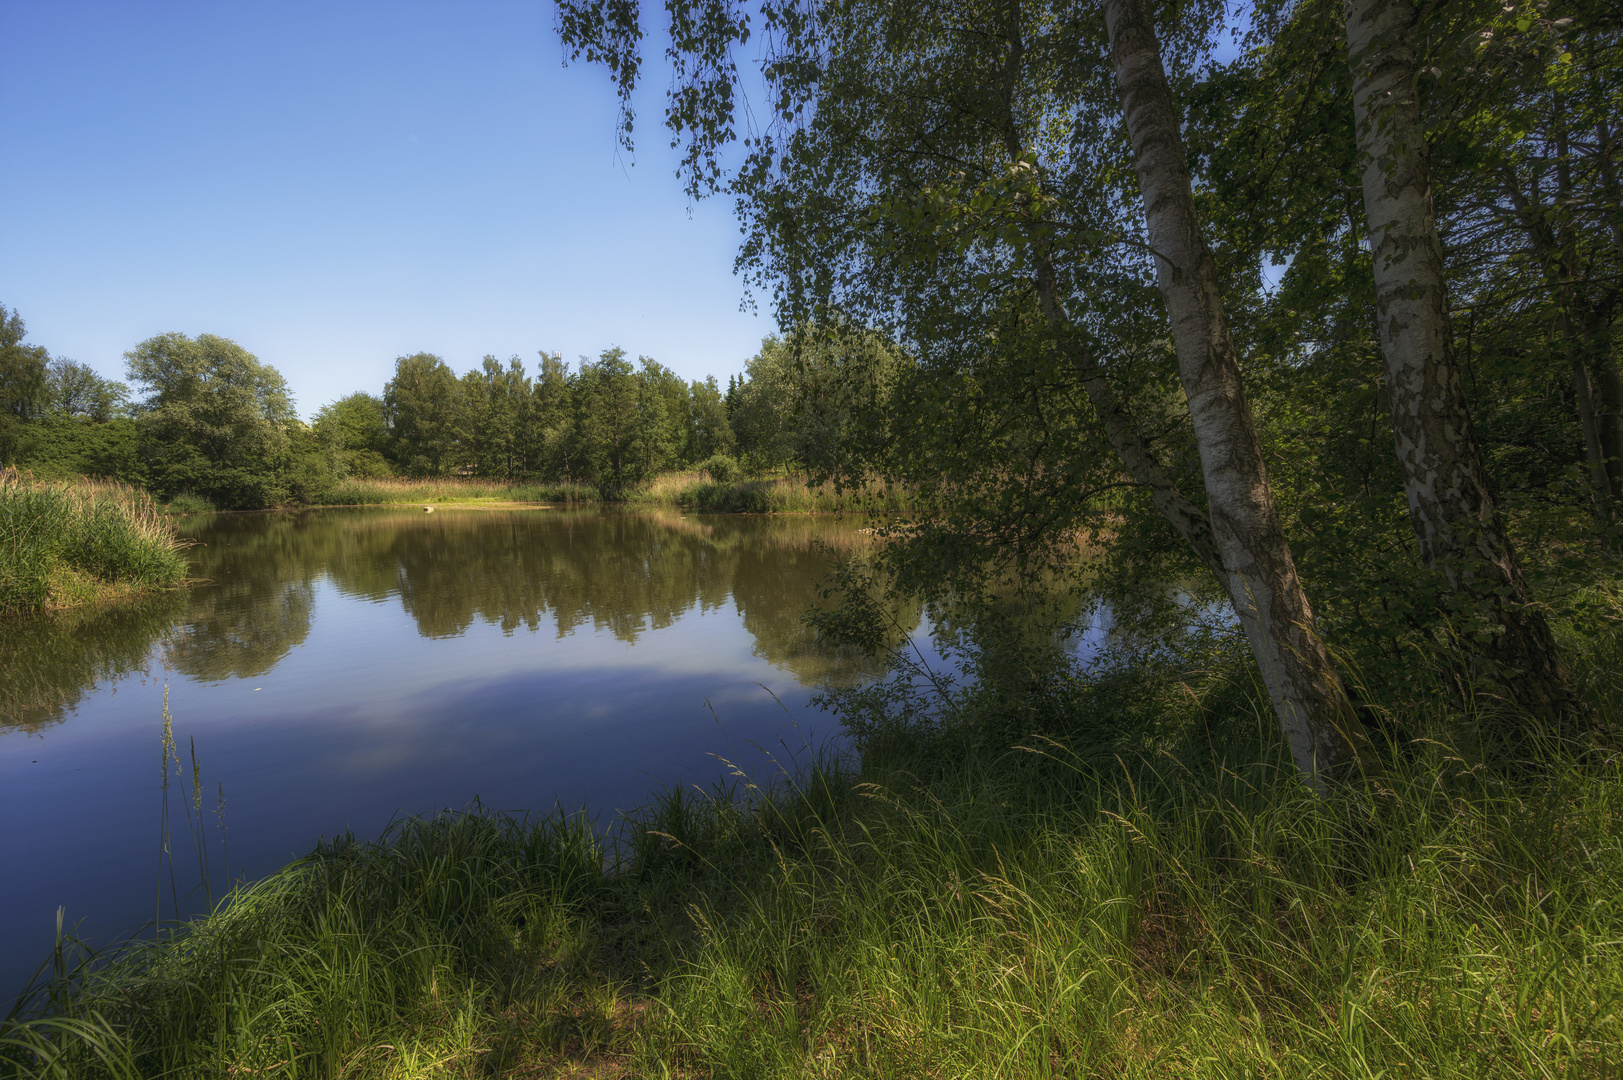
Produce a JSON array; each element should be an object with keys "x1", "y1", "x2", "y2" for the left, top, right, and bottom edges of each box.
[{"x1": 8, "y1": 720, "x2": 1617, "y2": 1078}]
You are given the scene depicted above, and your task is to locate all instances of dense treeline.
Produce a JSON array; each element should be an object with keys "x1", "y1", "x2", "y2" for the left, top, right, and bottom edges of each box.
[
  {"x1": 366, "y1": 347, "x2": 736, "y2": 494},
  {"x1": 350, "y1": 325, "x2": 903, "y2": 491},
  {"x1": 0, "y1": 304, "x2": 902, "y2": 506}
]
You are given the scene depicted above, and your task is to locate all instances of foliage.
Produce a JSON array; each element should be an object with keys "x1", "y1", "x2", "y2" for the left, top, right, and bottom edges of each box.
[
  {"x1": 1, "y1": 300, "x2": 899, "y2": 510},
  {"x1": 7, "y1": 416, "x2": 145, "y2": 486},
  {"x1": 687, "y1": 374, "x2": 737, "y2": 461},
  {"x1": 0, "y1": 305, "x2": 51, "y2": 466},
  {"x1": 162, "y1": 493, "x2": 215, "y2": 515},
  {"x1": 311, "y1": 392, "x2": 392, "y2": 481},
  {"x1": 44, "y1": 358, "x2": 129, "y2": 422},
  {"x1": 696, "y1": 452, "x2": 740, "y2": 483},
  {"x1": 551, "y1": 0, "x2": 1623, "y2": 748},
  {"x1": 124, "y1": 333, "x2": 299, "y2": 509},
  {"x1": 570, "y1": 349, "x2": 678, "y2": 498},
  {"x1": 381, "y1": 353, "x2": 462, "y2": 477},
  {"x1": 730, "y1": 325, "x2": 907, "y2": 479}
]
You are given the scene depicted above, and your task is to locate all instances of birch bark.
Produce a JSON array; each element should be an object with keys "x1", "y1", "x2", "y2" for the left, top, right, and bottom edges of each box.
[
  {"x1": 1344, "y1": 0, "x2": 1590, "y2": 727},
  {"x1": 1102, "y1": 0, "x2": 1379, "y2": 782}
]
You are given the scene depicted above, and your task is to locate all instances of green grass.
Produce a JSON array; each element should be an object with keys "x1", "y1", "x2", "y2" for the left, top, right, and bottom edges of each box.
[
  {"x1": 7, "y1": 693, "x2": 1620, "y2": 1077},
  {"x1": 0, "y1": 469, "x2": 189, "y2": 614},
  {"x1": 634, "y1": 469, "x2": 914, "y2": 513},
  {"x1": 159, "y1": 493, "x2": 215, "y2": 515},
  {"x1": 302, "y1": 471, "x2": 903, "y2": 513},
  {"x1": 310, "y1": 477, "x2": 596, "y2": 507}
]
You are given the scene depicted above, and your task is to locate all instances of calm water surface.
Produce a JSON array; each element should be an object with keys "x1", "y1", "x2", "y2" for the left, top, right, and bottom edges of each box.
[{"x1": 0, "y1": 507, "x2": 925, "y2": 994}]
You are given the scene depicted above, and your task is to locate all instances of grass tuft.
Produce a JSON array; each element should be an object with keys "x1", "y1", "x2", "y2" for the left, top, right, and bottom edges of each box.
[{"x1": 0, "y1": 469, "x2": 189, "y2": 614}]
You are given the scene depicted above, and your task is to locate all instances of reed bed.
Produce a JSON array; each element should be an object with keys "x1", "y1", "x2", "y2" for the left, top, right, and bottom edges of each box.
[
  {"x1": 636, "y1": 470, "x2": 914, "y2": 514},
  {"x1": 310, "y1": 471, "x2": 907, "y2": 513},
  {"x1": 6, "y1": 700, "x2": 1619, "y2": 1078},
  {"x1": 312, "y1": 477, "x2": 595, "y2": 507},
  {"x1": 0, "y1": 469, "x2": 189, "y2": 614}
]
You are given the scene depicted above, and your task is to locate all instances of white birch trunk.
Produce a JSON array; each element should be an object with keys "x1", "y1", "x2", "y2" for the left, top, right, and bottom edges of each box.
[
  {"x1": 1102, "y1": 0, "x2": 1379, "y2": 783},
  {"x1": 1344, "y1": 0, "x2": 1589, "y2": 727}
]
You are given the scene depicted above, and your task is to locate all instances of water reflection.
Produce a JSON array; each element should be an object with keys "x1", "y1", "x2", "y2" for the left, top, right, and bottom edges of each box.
[
  {"x1": 0, "y1": 593, "x2": 186, "y2": 733},
  {"x1": 2, "y1": 507, "x2": 935, "y2": 996},
  {"x1": 1, "y1": 508, "x2": 917, "y2": 729}
]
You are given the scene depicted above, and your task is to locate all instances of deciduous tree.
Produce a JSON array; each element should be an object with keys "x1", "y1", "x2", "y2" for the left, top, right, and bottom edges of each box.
[{"x1": 124, "y1": 332, "x2": 297, "y2": 507}]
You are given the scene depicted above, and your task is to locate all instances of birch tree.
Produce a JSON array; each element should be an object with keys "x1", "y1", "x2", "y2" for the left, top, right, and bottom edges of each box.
[
  {"x1": 558, "y1": 0, "x2": 1382, "y2": 781},
  {"x1": 1343, "y1": 0, "x2": 1591, "y2": 728},
  {"x1": 1104, "y1": 0, "x2": 1375, "y2": 776}
]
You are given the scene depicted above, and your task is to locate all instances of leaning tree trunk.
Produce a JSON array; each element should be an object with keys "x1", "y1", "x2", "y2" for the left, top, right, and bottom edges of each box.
[
  {"x1": 1553, "y1": 97, "x2": 1623, "y2": 510},
  {"x1": 1344, "y1": 0, "x2": 1590, "y2": 730},
  {"x1": 1590, "y1": 118, "x2": 1623, "y2": 507},
  {"x1": 1103, "y1": 0, "x2": 1380, "y2": 784}
]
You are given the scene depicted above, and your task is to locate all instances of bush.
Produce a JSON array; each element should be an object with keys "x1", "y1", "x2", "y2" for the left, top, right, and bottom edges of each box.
[
  {"x1": 696, "y1": 453, "x2": 740, "y2": 485},
  {"x1": 344, "y1": 449, "x2": 395, "y2": 479},
  {"x1": 9, "y1": 416, "x2": 146, "y2": 485},
  {"x1": 163, "y1": 493, "x2": 216, "y2": 515}
]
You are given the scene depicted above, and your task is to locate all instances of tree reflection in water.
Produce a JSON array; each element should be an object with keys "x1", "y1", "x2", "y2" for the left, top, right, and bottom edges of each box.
[
  {"x1": 0, "y1": 508, "x2": 921, "y2": 730},
  {"x1": 0, "y1": 592, "x2": 186, "y2": 732}
]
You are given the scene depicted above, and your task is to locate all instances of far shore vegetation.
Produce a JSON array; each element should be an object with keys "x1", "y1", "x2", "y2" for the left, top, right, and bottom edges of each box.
[
  {"x1": 1, "y1": 304, "x2": 886, "y2": 513},
  {"x1": 294, "y1": 471, "x2": 913, "y2": 515}
]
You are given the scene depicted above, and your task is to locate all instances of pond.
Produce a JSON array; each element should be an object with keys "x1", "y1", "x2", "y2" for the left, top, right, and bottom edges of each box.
[{"x1": 0, "y1": 506, "x2": 930, "y2": 997}]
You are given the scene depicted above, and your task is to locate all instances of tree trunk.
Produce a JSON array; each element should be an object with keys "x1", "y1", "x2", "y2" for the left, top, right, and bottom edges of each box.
[
  {"x1": 991, "y1": 16, "x2": 1229, "y2": 587},
  {"x1": 1552, "y1": 99, "x2": 1622, "y2": 511},
  {"x1": 1590, "y1": 344, "x2": 1623, "y2": 506},
  {"x1": 1103, "y1": 0, "x2": 1379, "y2": 784},
  {"x1": 1344, "y1": 0, "x2": 1590, "y2": 730},
  {"x1": 1570, "y1": 336, "x2": 1611, "y2": 509}
]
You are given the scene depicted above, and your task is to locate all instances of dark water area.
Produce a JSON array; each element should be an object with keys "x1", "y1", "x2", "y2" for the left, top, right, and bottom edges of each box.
[{"x1": 0, "y1": 507, "x2": 930, "y2": 997}]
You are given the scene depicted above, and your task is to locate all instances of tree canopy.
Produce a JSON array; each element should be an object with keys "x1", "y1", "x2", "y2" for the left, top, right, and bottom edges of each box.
[
  {"x1": 555, "y1": 0, "x2": 1621, "y2": 774},
  {"x1": 125, "y1": 332, "x2": 299, "y2": 508}
]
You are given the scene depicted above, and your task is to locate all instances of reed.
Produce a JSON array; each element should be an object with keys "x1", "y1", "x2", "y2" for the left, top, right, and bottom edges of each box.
[
  {"x1": 312, "y1": 477, "x2": 596, "y2": 507},
  {"x1": 634, "y1": 470, "x2": 914, "y2": 514},
  {"x1": 0, "y1": 469, "x2": 189, "y2": 614}
]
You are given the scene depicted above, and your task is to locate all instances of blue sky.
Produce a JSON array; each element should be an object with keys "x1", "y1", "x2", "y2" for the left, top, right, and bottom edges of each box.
[{"x1": 1, "y1": 1, "x2": 771, "y2": 418}]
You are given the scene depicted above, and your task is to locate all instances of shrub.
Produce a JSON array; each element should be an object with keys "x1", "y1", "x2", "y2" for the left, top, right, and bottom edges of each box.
[
  {"x1": 163, "y1": 493, "x2": 216, "y2": 515},
  {"x1": 697, "y1": 453, "x2": 740, "y2": 485}
]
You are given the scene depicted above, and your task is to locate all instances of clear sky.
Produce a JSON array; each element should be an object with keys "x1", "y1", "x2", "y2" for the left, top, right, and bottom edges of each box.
[{"x1": 1, "y1": 1, "x2": 771, "y2": 418}]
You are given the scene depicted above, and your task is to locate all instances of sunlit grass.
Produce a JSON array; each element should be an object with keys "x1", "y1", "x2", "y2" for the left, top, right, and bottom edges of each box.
[
  {"x1": 0, "y1": 469, "x2": 189, "y2": 614},
  {"x1": 635, "y1": 469, "x2": 914, "y2": 513},
  {"x1": 311, "y1": 471, "x2": 910, "y2": 513},
  {"x1": 7, "y1": 704, "x2": 1620, "y2": 1077},
  {"x1": 313, "y1": 476, "x2": 596, "y2": 507}
]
